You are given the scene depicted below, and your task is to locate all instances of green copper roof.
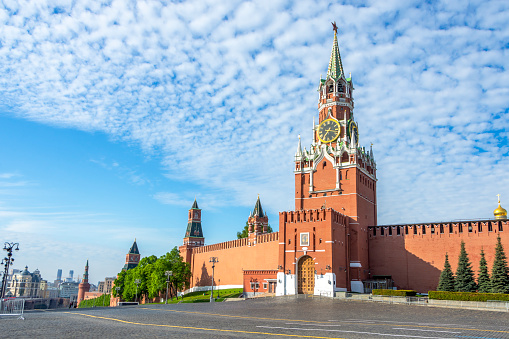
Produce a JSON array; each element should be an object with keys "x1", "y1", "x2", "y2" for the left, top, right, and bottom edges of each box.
[
  {"x1": 128, "y1": 240, "x2": 139, "y2": 254},
  {"x1": 252, "y1": 196, "x2": 265, "y2": 217},
  {"x1": 191, "y1": 199, "x2": 199, "y2": 209},
  {"x1": 185, "y1": 221, "x2": 203, "y2": 238},
  {"x1": 327, "y1": 30, "x2": 344, "y2": 81}
]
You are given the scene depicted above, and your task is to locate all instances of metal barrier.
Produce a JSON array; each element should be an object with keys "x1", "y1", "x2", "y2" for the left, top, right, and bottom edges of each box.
[{"x1": 0, "y1": 299, "x2": 25, "y2": 320}]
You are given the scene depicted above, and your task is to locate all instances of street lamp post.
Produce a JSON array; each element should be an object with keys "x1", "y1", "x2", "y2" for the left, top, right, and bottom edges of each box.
[
  {"x1": 134, "y1": 279, "x2": 141, "y2": 303},
  {"x1": 165, "y1": 271, "x2": 173, "y2": 304},
  {"x1": 115, "y1": 287, "x2": 121, "y2": 299},
  {"x1": 1, "y1": 242, "x2": 19, "y2": 299},
  {"x1": 209, "y1": 257, "x2": 219, "y2": 302}
]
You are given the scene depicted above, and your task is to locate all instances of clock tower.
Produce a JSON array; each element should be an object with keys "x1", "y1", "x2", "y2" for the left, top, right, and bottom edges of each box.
[{"x1": 277, "y1": 23, "x2": 377, "y2": 295}]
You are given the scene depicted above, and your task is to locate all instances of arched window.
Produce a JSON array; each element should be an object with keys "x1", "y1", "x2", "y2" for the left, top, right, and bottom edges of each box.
[
  {"x1": 328, "y1": 83, "x2": 334, "y2": 93},
  {"x1": 338, "y1": 82, "x2": 344, "y2": 92},
  {"x1": 341, "y1": 153, "x2": 349, "y2": 163}
]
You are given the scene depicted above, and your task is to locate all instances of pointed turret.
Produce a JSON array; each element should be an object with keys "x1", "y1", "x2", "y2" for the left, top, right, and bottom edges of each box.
[
  {"x1": 326, "y1": 22, "x2": 344, "y2": 81},
  {"x1": 185, "y1": 199, "x2": 203, "y2": 238},
  {"x1": 123, "y1": 239, "x2": 141, "y2": 271},
  {"x1": 191, "y1": 198, "x2": 199, "y2": 209},
  {"x1": 179, "y1": 199, "x2": 205, "y2": 264},
  {"x1": 296, "y1": 135, "x2": 302, "y2": 156},
  {"x1": 253, "y1": 195, "x2": 265, "y2": 217},
  {"x1": 248, "y1": 195, "x2": 269, "y2": 240},
  {"x1": 128, "y1": 239, "x2": 139, "y2": 255},
  {"x1": 82, "y1": 260, "x2": 89, "y2": 283},
  {"x1": 78, "y1": 260, "x2": 91, "y2": 306}
]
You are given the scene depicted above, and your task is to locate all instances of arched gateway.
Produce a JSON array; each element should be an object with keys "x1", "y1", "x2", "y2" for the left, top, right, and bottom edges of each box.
[{"x1": 297, "y1": 256, "x2": 315, "y2": 294}]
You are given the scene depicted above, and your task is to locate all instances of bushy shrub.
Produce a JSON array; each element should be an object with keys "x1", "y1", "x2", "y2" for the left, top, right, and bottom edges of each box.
[
  {"x1": 372, "y1": 289, "x2": 416, "y2": 297},
  {"x1": 428, "y1": 291, "x2": 509, "y2": 302}
]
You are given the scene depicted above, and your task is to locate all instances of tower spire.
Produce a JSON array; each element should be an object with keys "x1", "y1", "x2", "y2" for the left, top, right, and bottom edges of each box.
[
  {"x1": 296, "y1": 135, "x2": 302, "y2": 155},
  {"x1": 327, "y1": 21, "x2": 344, "y2": 81}
]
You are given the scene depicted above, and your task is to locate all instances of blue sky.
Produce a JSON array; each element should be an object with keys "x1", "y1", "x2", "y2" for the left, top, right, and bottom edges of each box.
[{"x1": 1, "y1": 0, "x2": 508, "y2": 284}]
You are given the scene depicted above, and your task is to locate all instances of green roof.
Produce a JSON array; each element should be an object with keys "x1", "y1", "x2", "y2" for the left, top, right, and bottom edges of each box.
[{"x1": 326, "y1": 30, "x2": 344, "y2": 80}]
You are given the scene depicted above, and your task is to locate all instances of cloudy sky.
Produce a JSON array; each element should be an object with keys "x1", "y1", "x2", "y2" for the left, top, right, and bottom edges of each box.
[{"x1": 1, "y1": 0, "x2": 508, "y2": 284}]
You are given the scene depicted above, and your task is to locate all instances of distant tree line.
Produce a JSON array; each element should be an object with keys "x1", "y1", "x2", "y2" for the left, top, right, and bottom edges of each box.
[
  {"x1": 113, "y1": 247, "x2": 191, "y2": 302},
  {"x1": 78, "y1": 293, "x2": 111, "y2": 308},
  {"x1": 437, "y1": 236, "x2": 509, "y2": 293}
]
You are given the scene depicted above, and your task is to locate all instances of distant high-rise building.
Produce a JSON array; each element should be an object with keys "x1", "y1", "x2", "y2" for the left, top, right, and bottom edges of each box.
[{"x1": 56, "y1": 269, "x2": 62, "y2": 281}]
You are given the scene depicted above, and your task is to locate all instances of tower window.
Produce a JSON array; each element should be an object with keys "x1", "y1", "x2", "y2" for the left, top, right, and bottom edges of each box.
[
  {"x1": 328, "y1": 84, "x2": 333, "y2": 93},
  {"x1": 338, "y1": 83, "x2": 344, "y2": 92}
]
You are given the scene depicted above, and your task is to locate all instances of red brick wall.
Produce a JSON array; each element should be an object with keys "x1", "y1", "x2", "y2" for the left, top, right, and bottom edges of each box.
[
  {"x1": 185, "y1": 233, "x2": 279, "y2": 288},
  {"x1": 368, "y1": 221, "x2": 509, "y2": 292}
]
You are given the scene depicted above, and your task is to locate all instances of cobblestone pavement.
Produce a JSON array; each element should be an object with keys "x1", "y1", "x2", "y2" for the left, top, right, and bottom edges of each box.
[{"x1": 2, "y1": 298, "x2": 509, "y2": 338}]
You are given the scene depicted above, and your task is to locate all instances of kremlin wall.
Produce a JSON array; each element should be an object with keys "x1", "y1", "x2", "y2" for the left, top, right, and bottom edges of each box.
[
  {"x1": 100, "y1": 25, "x2": 508, "y2": 302},
  {"x1": 175, "y1": 25, "x2": 508, "y2": 296}
]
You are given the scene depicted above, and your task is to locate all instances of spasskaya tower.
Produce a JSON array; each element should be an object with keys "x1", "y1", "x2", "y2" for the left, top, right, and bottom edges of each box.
[{"x1": 277, "y1": 23, "x2": 377, "y2": 295}]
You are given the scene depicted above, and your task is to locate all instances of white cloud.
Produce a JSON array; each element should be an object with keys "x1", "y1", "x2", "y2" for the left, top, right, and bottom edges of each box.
[{"x1": 0, "y1": 0, "x2": 508, "y2": 229}]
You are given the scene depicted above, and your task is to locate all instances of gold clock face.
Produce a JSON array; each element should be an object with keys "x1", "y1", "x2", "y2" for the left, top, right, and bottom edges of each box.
[
  {"x1": 318, "y1": 119, "x2": 340, "y2": 143},
  {"x1": 348, "y1": 120, "x2": 359, "y2": 145}
]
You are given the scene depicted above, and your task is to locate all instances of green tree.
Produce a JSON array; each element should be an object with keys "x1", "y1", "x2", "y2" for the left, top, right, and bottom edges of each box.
[
  {"x1": 477, "y1": 249, "x2": 491, "y2": 293},
  {"x1": 237, "y1": 222, "x2": 273, "y2": 239},
  {"x1": 491, "y1": 236, "x2": 509, "y2": 294},
  {"x1": 112, "y1": 270, "x2": 126, "y2": 298},
  {"x1": 437, "y1": 253, "x2": 455, "y2": 291},
  {"x1": 454, "y1": 241, "x2": 477, "y2": 292},
  {"x1": 148, "y1": 247, "x2": 192, "y2": 300}
]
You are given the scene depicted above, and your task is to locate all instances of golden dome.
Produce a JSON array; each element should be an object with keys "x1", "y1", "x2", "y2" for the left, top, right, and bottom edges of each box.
[{"x1": 494, "y1": 195, "x2": 507, "y2": 219}]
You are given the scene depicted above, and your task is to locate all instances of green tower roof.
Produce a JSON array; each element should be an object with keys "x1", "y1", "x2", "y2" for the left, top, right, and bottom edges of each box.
[{"x1": 326, "y1": 24, "x2": 344, "y2": 81}]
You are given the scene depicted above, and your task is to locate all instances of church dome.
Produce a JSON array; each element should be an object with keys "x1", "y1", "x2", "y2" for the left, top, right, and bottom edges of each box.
[{"x1": 494, "y1": 200, "x2": 507, "y2": 220}]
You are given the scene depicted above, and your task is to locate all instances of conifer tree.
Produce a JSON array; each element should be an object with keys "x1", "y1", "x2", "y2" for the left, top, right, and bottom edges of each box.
[
  {"x1": 454, "y1": 241, "x2": 477, "y2": 292},
  {"x1": 491, "y1": 236, "x2": 509, "y2": 294},
  {"x1": 437, "y1": 253, "x2": 455, "y2": 291},
  {"x1": 477, "y1": 249, "x2": 491, "y2": 293}
]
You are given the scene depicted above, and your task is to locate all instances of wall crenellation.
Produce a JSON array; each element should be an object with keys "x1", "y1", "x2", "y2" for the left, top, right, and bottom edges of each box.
[
  {"x1": 369, "y1": 220, "x2": 508, "y2": 238},
  {"x1": 191, "y1": 232, "x2": 279, "y2": 255}
]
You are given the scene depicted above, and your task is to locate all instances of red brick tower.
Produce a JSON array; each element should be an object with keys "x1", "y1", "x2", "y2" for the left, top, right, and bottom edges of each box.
[
  {"x1": 277, "y1": 23, "x2": 377, "y2": 295},
  {"x1": 123, "y1": 239, "x2": 140, "y2": 271},
  {"x1": 77, "y1": 260, "x2": 90, "y2": 306},
  {"x1": 179, "y1": 199, "x2": 204, "y2": 264}
]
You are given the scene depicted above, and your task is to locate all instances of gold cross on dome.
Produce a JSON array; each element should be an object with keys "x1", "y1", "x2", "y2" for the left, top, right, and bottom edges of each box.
[
  {"x1": 332, "y1": 21, "x2": 338, "y2": 34},
  {"x1": 497, "y1": 194, "x2": 501, "y2": 203}
]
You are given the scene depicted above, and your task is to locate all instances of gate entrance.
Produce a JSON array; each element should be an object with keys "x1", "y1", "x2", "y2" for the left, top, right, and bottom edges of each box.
[{"x1": 297, "y1": 256, "x2": 315, "y2": 294}]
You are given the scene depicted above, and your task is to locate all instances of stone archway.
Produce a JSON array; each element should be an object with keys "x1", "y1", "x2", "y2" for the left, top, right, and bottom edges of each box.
[{"x1": 297, "y1": 256, "x2": 315, "y2": 294}]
